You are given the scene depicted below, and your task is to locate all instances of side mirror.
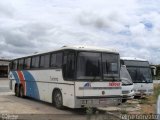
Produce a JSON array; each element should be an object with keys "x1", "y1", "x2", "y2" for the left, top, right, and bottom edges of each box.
[
  {"x1": 121, "y1": 65, "x2": 126, "y2": 69},
  {"x1": 151, "y1": 66, "x2": 156, "y2": 76}
]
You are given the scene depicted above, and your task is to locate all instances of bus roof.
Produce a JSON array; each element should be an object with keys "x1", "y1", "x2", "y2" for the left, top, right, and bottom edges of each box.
[
  {"x1": 120, "y1": 57, "x2": 147, "y2": 62},
  {"x1": 60, "y1": 45, "x2": 118, "y2": 53},
  {"x1": 12, "y1": 45, "x2": 119, "y2": 60}
]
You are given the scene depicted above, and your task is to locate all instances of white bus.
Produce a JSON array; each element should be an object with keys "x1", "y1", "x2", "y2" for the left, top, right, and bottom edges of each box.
[
  {"x1": 120, "y1": 57, "x2": 153, "y2": 97},
  {"x1": 120, "y1": 65, "x2": 134, "y2": 102},
  {"x1": 9, "y1": 46, "x2": 122, "y2": 109}
]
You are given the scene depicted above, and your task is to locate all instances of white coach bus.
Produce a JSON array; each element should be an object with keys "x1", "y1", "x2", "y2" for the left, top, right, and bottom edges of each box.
[
  {"x1": 120, "y1": 65, "x2": 134, "y2": 102},
  {"x1": 9, "y1": 46, "x2": 122, "y2": 109},
  {"x1": 120, "y1": 57, "x2": 153, "y2": 97}
]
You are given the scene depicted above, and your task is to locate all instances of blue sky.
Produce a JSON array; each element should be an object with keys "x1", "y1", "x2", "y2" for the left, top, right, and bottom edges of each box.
[{"x1": 0, "y1": 0, "x2": 160, "y2": 64}]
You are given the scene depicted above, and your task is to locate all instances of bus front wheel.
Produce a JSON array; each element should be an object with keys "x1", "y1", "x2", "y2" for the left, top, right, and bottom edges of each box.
[{"x1": 53, "y1": 90, "x2": 63, "y2": 109}]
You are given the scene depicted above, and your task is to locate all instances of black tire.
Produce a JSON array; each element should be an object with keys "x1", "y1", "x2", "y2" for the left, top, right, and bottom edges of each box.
[
  {"x1": 19, "y1": 85, "x2": 25, "y2": 98},
  {"x1": 15, "y1": 84, "x2": 20, "y2": 97},
  {"x1": 53, "y1": 90, "x2": 63, "y2": 109}
]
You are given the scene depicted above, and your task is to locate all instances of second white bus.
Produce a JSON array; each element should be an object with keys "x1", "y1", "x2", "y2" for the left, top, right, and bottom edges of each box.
[{"x1": 121, "y1": 57, "x2": 153, "y2": 97}]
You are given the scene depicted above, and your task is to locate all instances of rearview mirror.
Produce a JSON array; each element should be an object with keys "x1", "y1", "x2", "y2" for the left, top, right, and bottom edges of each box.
[{"x1": 151, "y1": 66, "x2": 156, "y2": 76}]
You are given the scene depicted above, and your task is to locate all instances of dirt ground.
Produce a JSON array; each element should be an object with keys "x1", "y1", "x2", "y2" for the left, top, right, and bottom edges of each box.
[{"x1": 99, "y1": 83, "x2": 160, "y2": 116}]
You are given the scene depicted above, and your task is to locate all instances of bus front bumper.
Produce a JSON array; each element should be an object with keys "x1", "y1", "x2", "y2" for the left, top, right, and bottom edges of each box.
[
  {"x1": 122, "y1": 91, "x2": 135, "y2": 100},
  {"x1": 75, "y1": 96, "x2": 122, "y2": 108},
  {"x1": 134, "y1": 90, "x2": 153, "y2": 97}
]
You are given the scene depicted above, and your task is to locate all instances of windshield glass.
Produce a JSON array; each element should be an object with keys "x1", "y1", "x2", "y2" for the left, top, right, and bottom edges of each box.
[
  {"x1": 76, "y1": 52, "x2": 119, "y2": 81},
  {"x1": 127, "y1": 67, "x2": 152, "y2": 83},
  {"x1": 77, "y1": 52, "x2": 101, "y2": 79},
  {"x1": 102, "y1": 53, "x2": 119, "y2": 80},
  {"x1": 120, "y1": 65, "x2": 133, "y2": 85}
]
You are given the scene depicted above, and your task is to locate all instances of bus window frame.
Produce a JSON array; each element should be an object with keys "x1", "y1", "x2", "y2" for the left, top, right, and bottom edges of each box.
[
  {"x1": 18, "y1": 58, "x2": 24, "y2": 70},
  {"x1": 12, "y1": 60, "x2": 18, "y2": 70},
  {"x1": 40, "y1": 53, "x2": 50, "y2": 68},
  {"x1": 50, "y1": 51, "x2": 63, "y2": 69},
  {"x1": 61, "y1": 50, "x2": 120, "y2": 82},
  {"x1": 62, "y1": 50, "x2": 76, "y2": 81},
  {"x1": 31, "y1": 55, "x2": 40, "y2": 69},
  {"x1": 24, "y1": 57, "x2": 31, "y2": 70}
]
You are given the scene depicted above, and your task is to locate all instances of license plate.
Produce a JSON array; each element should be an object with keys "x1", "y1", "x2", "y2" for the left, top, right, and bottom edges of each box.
[{"x1": 99, "y1": 99, "x2": 107, "y2": 104}]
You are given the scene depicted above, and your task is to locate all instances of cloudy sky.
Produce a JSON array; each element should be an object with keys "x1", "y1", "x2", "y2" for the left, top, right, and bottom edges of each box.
[{"x1": 0, "y1": 0, "x2": 160, "y2": 64}]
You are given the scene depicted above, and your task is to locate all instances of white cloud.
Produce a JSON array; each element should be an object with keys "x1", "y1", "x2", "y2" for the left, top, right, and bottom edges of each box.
[{"x1": 0, "y1": 0, "x2": 160, "y2": 64}]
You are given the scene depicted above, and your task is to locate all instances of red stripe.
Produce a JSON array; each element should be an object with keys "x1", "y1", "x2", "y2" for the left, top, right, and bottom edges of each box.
[{"x1": 17, "y1": 71, "x2": 26, "y2": 95}]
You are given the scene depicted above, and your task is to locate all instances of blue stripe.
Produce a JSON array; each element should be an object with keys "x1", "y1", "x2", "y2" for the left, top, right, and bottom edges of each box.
[
  {"x1": 12, "y1": 71, "x2": 19, "y2": 84},
  {"x1": 22, "y1": 70, "x2": 40, "y2": 99}
]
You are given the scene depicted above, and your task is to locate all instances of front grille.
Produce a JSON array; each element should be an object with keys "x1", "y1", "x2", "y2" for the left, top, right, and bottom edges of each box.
[
  {"x1": 122, "y1": 91, "x2": 129, "y2": 94},
  {"x1": 137, "y1": 90, "x2": 146, "y2": 92}
]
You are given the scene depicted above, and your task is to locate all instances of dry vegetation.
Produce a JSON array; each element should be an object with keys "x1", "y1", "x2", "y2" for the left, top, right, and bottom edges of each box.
[{"x1": 128, "y1": 83, "x2": 160, "y2": 114}]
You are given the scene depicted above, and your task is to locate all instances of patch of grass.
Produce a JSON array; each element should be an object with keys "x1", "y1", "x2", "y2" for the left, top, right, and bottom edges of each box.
[
  {"x1": 86, "y1": 107, "x2": 93, "y2": 115},
  {"x1": 139, "y1": 98, "x2": 149, "y2": 104},
  {"x1": 120, "y1": 108, "x2": 128, "y2": 114}
]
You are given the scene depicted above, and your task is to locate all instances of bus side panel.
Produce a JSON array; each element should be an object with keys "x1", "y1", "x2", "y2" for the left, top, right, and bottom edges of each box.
[
  {"x1": 25, "y1": 70, "x2": 76, "y2": 108},
  {"x1": 9, "y1": 71, "x2": 16, "y2": 92},
  {"x1": 57, "y1": 84, "x2": 75, "y2": 108},
  {"x1": 9, "y1": 71, "x2": 20, "y2": 93},
  {"x1": 10, "y1": 70, "x2": 76, "y2": 108}
]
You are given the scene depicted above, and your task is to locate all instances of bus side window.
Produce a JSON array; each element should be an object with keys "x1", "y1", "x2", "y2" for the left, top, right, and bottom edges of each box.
[
  {"x1": 9, "y1": 62, "x2": 13, "y2": 70},
  {"x1": 40, "y1": 54, "x2": 50, "y2": 68},
  {"x1": 31, "y1": 56, "x2": 40, "y2": 68},
  {"x1": 24, "y1": 58, "x2": 31, "y2": 69},
  {"x1": 50, "y1": 52, "x2": 62, "y2": 68},
  {"x1": 62, "y1": 51, "x2": 75, "y2": 80},
  {"x1": 18, "y1": 59, "x2": 24, "y2": 70},
  {"x1": 13, "y1": 60, "x2": 18, "y2": 70}
]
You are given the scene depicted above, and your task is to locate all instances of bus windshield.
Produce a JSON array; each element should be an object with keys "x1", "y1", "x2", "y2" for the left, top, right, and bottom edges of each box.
[
  {"x1": 127, "y1": 67, "x2": 152, "y2": 83},
  {"x1": 122, "y1": 60, "x2": 152, "y2": 83},
  {"x1": 76, "y1": 51, "x2": 119, "y2": 81}
]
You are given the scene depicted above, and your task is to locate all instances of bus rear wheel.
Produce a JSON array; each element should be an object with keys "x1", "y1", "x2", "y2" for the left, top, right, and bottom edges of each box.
[
  {"x1": 15, "y1": 84, "x2": 19, "y2": 97},
  {"x1": 53, "y1": 90, "x2": 63, "y2": 109},
  {"x1": 19, "y1": 85, "x2": 25, "y2": 98}
]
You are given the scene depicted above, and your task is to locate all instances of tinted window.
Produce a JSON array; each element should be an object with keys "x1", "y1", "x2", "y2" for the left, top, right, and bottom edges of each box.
[
  {"x1": 9, "y1": 62, "x2": 13, "y2": 70},
  {"x1": 24, "y1": 58, "x2": 31, "y2": 69},
  {"x1": 127, "y1": 67, "x2": 152, "y2": 83},
  {"x1": 18, "y1": 59, "x2": 24, "y2": 70},
  {"x1": 13, "y1": 60, "x2": 18, "y2": 70},
  {"x1": 51, "y1": 52, "x2": 62, "y2": 68},
  {"x1": 40, "y1": 54, "x2": 50, "y2": 68},
  {"x1": 63, "y1": 51, "x2": 75, "y2": 80},
  {"x1": 102, "y1": 53, "x2": 119, "y2": 78},
  {"x1": 77, "y1": 52, "x2": 101, "y2": 80},
  {"x1": 31, "y1": 56, "x2": 40, "y2": 68},
  {"x1": 124, "y1": 60, "x2": 149, "y2": 67}
]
